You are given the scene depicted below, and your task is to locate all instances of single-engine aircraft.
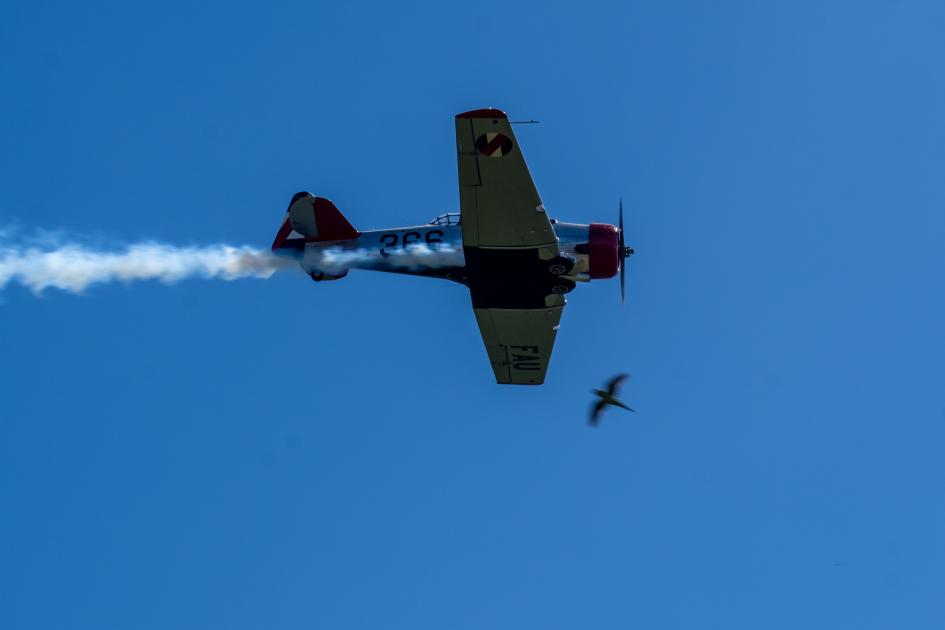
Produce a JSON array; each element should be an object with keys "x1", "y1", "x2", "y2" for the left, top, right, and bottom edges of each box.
[{"x1": 272, "y1": 108, "x2": 633, "y2": 385}]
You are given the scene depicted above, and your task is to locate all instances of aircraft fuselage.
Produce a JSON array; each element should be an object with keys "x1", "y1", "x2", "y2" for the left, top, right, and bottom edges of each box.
[{"x1": 290, "y1": 219, "x2": 600, "y2": 286}]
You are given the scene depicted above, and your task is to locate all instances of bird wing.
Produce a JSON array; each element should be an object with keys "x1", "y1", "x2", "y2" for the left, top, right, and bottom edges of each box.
[
  {"x1": 605, "y1": 373, "x2": 630, "y2": 396},
  {"x1": 610, "y1": 399, "x2": 636, "y2": 413},
  {"x1": 588, "y1": 400, "x2": 608, "y2": 426}
]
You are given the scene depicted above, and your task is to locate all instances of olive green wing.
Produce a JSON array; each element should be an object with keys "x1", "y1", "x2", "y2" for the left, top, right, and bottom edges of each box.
[
  {"x1": 473, "y1": 305, "x2": 564, "y2": 385},
  {"x1": 455, "y1": 108, "x2": 558, "y2": 252}
]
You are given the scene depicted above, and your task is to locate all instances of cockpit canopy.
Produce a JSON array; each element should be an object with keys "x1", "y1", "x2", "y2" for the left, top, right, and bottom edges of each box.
[{"x1": 428, "y1": 212, "x2": 461, "y2": 226}]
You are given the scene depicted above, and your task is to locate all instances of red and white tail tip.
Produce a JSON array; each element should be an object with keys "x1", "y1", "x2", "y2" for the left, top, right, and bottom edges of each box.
[{"x1": 272, "y1": 192, "x2": 360, "y2": 252}]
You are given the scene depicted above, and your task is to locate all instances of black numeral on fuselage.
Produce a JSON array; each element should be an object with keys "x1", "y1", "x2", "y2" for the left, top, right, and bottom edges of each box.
[{"x1": 379, "y1": 230, "x2": 444, "y2": 257}]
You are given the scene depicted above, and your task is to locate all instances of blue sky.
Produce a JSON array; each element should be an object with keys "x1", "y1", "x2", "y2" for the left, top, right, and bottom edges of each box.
[{"x1": 2, "y1": 1, "x2": 944, "y2": 628}]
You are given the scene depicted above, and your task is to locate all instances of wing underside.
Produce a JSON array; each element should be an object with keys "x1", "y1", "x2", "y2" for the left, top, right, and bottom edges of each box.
[
  {"x1": 455, "y1": 109, "x2": 558, "y2": 250},
  {"x1": 455, "y1": 108, "x2": 565, "y2": 385},
  {"x1": 473, "y1": 306, "x2": 563, "y2": 385}
]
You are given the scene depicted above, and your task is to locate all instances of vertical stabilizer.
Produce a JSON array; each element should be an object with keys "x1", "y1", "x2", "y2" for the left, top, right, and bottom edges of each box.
[{"x1": 272, "y1": 192, "x2": 360, "y2": 252}]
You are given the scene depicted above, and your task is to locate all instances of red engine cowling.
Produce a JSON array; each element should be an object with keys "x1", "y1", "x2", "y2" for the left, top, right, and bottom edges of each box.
[{"x1": 588, "y1": 223, "x2": 619, "y2": 279}]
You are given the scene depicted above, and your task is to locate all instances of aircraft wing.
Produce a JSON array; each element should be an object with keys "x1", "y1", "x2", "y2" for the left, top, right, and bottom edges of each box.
[
  {"x1": 473, "y1": 305, "x2": 563, "y2": 385},
  {"x1": 456, "y1": 108, "x2": 565, "y2": 384},
  {"x1": 455, "y1": 108, "x2": 558, "y2": 249}
]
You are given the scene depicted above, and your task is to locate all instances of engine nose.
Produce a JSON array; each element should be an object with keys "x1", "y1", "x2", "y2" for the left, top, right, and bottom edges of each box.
[{"x1": 587, "y1": 223, "x2": 620, "y2": 278}]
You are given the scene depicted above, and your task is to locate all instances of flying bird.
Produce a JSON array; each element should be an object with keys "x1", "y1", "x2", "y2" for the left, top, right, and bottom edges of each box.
[{"x1": 589, "y1": 373, "x2": 635, "y2": 427}]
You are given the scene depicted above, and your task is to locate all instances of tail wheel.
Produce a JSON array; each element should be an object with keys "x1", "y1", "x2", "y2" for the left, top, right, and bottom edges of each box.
[{"x1": 548, "y1": 256, "x2": 575, "y2": 276}]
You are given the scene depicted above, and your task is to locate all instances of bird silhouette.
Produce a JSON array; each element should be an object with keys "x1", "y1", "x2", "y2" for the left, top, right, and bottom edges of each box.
[{"x1": 589, "y1": 373, "x2": 635, "y2": 427}]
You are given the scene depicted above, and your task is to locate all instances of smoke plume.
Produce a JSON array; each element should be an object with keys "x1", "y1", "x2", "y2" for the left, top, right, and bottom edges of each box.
[
  {"x1": 318, "y1": 243, "x2": 464, "y2": 273},
  {"x1": 0, "y1": 230, "x2": 467, "y2": 296},
  {"x1": 0, "y1": 238, "x2": 290, "y2": 295}
]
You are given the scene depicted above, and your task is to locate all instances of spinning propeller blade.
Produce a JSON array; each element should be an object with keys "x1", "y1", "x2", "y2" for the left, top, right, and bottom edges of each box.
[{"x1": 618, "y1": 199, "x2": 633, "y2": 304}]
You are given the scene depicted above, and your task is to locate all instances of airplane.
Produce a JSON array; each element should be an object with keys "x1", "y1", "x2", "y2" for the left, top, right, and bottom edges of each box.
[
  {"x1": 589, "y1": 374, "x2": 636, "y2": 427},
  {"x1": 272, "y1": 107, "x2": 633, "y2": 385}
]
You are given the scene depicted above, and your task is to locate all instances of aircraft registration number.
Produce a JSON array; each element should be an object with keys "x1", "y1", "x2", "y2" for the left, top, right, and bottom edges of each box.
[{"x1": 379, "y1": 230, "x2": 445, "y2": 257}]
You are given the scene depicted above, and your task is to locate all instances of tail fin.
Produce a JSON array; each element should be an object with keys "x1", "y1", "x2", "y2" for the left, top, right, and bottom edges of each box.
[{"x1": 272, "y1": 192, "x2": 360, "y2": 252}]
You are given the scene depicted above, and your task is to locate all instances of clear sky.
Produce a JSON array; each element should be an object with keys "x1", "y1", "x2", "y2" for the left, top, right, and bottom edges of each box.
[{"x1": 2, "y1": 1, "x2": 944, "y2": 628}]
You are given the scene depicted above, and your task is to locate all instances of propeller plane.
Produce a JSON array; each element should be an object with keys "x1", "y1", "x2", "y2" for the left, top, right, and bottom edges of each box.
[{"x1": 272, "y1": 108, "x2": 634, "y2": 385}]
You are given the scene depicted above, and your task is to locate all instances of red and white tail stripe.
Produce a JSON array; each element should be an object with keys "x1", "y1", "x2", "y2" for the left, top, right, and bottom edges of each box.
[{"x1": 272, "y1": 192, "x2": 360, "y2": 252}]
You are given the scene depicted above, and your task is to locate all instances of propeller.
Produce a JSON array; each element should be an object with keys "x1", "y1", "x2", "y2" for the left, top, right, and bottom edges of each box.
[{"x1": 618, "y1": 199, "x2": 634, "y2": 303}]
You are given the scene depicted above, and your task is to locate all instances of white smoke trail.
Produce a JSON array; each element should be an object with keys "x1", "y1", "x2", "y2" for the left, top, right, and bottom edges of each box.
[
  {"x1": 0, "y1": 239, "x2": 291, "y2": 295},
  {"x1": 318, "y1": 243, "x2": 464, "y2": 273}
]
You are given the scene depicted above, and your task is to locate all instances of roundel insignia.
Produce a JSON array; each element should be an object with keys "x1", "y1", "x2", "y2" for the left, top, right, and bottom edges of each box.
[{"x1": 475, "y1": 132, "x2": 514, "y2": 158}]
